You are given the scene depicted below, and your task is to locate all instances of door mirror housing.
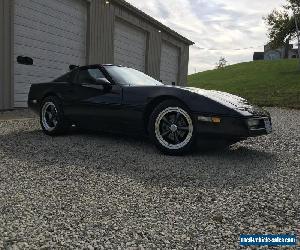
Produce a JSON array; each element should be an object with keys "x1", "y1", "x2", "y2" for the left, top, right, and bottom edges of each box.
[{"x1": 95, "y1": 78, "x2": 111, "y2": 86}]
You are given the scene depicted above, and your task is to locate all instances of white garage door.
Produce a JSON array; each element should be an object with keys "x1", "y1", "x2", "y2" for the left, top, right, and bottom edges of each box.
[
  {"x1": 14, "y1": 0, "x2": 87, "y2": 107},
  {"x1": 160, "y1": 42, "x2": 179, "y2": 85},
  {"x1": 114, "y1": 21, "x2": 147, "y2": 72}
]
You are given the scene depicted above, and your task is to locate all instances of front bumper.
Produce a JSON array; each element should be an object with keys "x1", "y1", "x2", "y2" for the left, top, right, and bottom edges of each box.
[{"x1": 194, "y1": 114, "x2": 272, "y2": 139}]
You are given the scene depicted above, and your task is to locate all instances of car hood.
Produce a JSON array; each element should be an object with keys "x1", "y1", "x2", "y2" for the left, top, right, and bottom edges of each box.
[
  {"x1": 180, "y1": 87, "x2": 269, "y2": 117},
  {"x1": 183, "y1": 87, "x2": 249, "y2": 109}
]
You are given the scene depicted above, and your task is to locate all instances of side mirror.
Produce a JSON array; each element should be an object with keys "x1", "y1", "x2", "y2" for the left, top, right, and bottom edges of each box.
[{"x1": 95, "y1": 78, "x2": 111, "y2": 86}]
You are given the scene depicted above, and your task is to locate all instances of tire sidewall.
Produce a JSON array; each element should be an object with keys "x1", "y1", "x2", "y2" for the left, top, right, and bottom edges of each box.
[{"x1": 149, "y1": 100, "x2": 197, "y2": 155}]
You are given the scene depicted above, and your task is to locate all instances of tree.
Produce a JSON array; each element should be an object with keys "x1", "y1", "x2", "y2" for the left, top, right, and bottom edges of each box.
[
  {"x1": 265, "y1": 0, "x2": 300, "y2": 66},
  {"x1": 216, "y1": 57, "x2": 227, "y2": 69},
  {"x1": 288, "y1": 0, "x2": 300, "y2": 63}
]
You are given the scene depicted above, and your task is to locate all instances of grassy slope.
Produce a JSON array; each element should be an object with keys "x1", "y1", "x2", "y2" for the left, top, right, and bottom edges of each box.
[{"x1": 188, "y1": 59, "x2": 300, "y2": 108}]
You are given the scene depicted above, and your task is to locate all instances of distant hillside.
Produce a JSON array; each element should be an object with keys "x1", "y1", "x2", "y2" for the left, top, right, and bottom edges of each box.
[{"x1": 188, "y1": 59, "x2": 300, "y2": 108}]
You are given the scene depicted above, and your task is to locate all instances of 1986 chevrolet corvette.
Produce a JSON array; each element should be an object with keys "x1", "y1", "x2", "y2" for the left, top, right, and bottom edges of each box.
[{"x1": 28, "y1": 64, "x2": 272, "y2": 155}]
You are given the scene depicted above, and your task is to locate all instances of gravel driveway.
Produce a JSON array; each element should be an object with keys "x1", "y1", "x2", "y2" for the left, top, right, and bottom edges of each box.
[{"x1": 0, "y1": 108, "x2": 299, "y2": 249}]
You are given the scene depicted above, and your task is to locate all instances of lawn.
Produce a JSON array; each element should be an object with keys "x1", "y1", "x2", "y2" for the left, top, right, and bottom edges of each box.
[{"x1": 188, "y1": 59, "x2": 300, "y2": 108}]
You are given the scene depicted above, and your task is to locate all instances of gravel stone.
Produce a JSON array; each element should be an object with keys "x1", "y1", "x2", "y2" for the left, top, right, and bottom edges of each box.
[
  {"x1": 0, "y1": 107, "x2": 299, "y2": 249},
  {"x1": 0, "y1": 109, "x2": 35, "y2": 121}
]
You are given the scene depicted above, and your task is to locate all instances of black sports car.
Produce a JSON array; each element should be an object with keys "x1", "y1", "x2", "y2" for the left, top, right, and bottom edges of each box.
[{"x1": 28, "y1": 64, "x2": 272, "y2": 155}]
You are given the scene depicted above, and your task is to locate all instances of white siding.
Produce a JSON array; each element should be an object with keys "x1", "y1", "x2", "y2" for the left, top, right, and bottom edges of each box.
[
  {"x1": 13, "y1": 0, "x2": 87, "y2": 107},
  {"x1": 114, "y1": 20, "x2": 147, "y2": 72},
  {"x1": 160, "y1": 42, "x2": 179, "y2": 85}
]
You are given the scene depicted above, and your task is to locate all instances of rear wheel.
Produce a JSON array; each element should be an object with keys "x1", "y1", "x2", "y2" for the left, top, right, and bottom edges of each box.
[
  {"x1": 149, "y1": 100, "x2": 196, "y2": 155},
  {"x1": 40, "y1": 96, "x2": 69, "y2": 136}
]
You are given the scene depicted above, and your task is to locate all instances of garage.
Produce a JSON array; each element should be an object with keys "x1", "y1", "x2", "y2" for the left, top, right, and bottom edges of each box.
[
  {"x1": 13, "y1": 0, "x2": 88, "y2": 107},
  {"x1": 114, "y1": 20, "x2": 147, "y2": 72},
  {"x1": 0, "y1": 0, "x2": 193, "y2": 110},
  {"x1": 160, "y1": 42, "x2": 180, "y2": 85}
]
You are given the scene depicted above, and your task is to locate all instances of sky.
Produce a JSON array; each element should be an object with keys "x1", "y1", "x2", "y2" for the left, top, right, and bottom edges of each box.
[{"x1": 126, "y1": 0, "x2": 286, "y2": 74}]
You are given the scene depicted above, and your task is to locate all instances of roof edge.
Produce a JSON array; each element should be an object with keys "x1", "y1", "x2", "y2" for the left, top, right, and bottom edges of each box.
[{"x1": 111, "y1": 0, "x2": 194, "y2": 46}]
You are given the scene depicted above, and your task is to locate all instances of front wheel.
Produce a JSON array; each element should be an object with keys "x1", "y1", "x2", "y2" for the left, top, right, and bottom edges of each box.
[
  {"x1": 40, "y1": 96, "x2": 69, "y2": 136},
  {"x1": 148, "y1": 100, "x2": 196, "y2": 155}
]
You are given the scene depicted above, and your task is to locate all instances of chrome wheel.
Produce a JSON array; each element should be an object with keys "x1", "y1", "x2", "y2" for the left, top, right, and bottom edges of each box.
[
  {"x1": 155, "y1": 107, "x2": 193, "y2": 150},
  {"x1": 41, "y1": 102, "x2": 58, "y2": 132}
]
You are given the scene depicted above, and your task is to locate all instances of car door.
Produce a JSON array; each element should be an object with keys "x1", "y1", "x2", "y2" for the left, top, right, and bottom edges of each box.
[{"x1": 66, "y1": 67, "x2": 123, "y2": 131}]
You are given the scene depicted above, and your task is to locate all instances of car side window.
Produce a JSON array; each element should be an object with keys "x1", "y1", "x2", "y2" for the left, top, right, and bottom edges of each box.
[
  {"x1": 53, "y1": 72, "x2": 72, "y2": 83},
  {"x1": 76, "y1": 68, "x2": 105, "y2": 84}
]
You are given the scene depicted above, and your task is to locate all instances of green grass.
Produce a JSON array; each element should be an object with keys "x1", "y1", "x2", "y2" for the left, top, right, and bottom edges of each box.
[{"x1": 188, "y1": 59, "x2": 300, "y2": 109}]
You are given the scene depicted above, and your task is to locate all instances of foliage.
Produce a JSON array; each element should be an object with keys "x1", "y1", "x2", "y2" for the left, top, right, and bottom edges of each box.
[
  {"x1": 264, "y1": 0, "x2": 300, "y2": 49},
  {"x1": 188, "y1": 59, "x2": 300, "y2": 109},
  {"x1": 286, "y1": 0, "x2": 300, "y2": 10},
  {"x1": 216, "y1": 57, "x2": 227, "y2": 69}
]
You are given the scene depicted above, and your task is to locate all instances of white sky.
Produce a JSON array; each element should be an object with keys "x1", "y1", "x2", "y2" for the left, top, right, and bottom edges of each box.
[{"x1": 126, "y1": 0, "x2": 286, "y2": 74}]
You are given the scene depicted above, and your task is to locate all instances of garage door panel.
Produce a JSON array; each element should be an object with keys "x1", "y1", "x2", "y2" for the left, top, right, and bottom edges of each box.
[
  {"x1": 14, "y1": 57, "x2": 75, "y2": 73},
  {"x1": 160, "y1": 42, "x2": 179, "y2": 85},
  {"x1": 13, "y1": 42, "x2": 85, "y2": 62},
  {"x1": 14, "y1": 32, "x2": 84, "y2": 57},
  {"x1": 14, "y1": 42, "x2": 85, "y2": 64},
  {"x1": 14, "y1": 86, "x2": 31, "y2": 96},
  {"x1": 114, "y1": 53, "x2": 145, "y2": 70},
  {"x1": 55, "y1": 0, "x2": 88, "y2": 10},
  {"x1": 15, "y1": 22, "x2": 85, "y2": 46},
  {"x1": 114, "y1": 38, "x2": 146, "y2": 54},
  {"x1": 38, "y1": 0, "x2": 86, "y2": 17},
  {"x1": 14, "y1": 94, "x2": 31, "y2": 104},
  {"x1": 14, "y1": 0, "x2": 87, "y2": 107},
  {"x1": 114, "y1": 54, "x2": 145, "y2": 67},
  {"x1": 14, "y1": 39, "x2": 85, "y2": 60},
  {"x1": 15, "y1": 0, "x2": 87, "y2": 28},
  {"x1": 14, "y1": 10, "x2": 86, "y2": 39},
  {"x1": 14, "y1": 60, "x2": 70, "y2": 75},
  {"x1": 14, "y1": 72, "x2": 58, "y2": 82},
  {"x1": 14, "y1": 65, "x2": 67, "y2": 81},
  {"x1": 14, "y1": 67, "x2": 66, "y2": 80},
  {"x1": 14, "y1": 59, "x2": 72, "y2": 78},
  {"x1": 114, "y1": 41, "x2": 145, "y2": 56},
  {"x1": 114, "y1": 46, "x2": 146, "y2": 61},
  {"x1": 14, "y1": 76, "x2": 57, "y2": 89},
  {"x1": 14, "y1": 100, "x2": 29, "y2": 108},
  {"x1": 37, "y1": 0, "x2": 86, "y2": 20},
  {"x1": 14, "y1": 57, "x2": 81, "y2": 76},
  {"x1": 15, "y1": 8, "x2": 86, "y2": 35},
  {"x1": 115, "y1": 28, "x2": 146, "y2": 48},
  {"x1": 114, "y1": 21, "x2": 146, "y2": 72},
  {"x1": 114, "y1": 35, "x2": 145, "y2": 49},
  {"x1": 17, "y1": 0, "x2": 86, "y2": 25},
  {"x1": 114, "y1": 57, "x2": 142, "y2": 69},
  {"x1": 114, "y1": 36, "x2": 145, "y2": 52},
  {"x1": 14, "y1": 33, "x2": 85, "y2": 55},
  {"x1": 14, "y1": 2, "x2": 86, "y2": 29}
]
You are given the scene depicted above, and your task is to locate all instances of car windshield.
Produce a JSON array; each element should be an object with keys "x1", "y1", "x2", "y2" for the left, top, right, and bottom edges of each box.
[{"x1": 104, "y1": 66, "x2": 163, "y2": 86}]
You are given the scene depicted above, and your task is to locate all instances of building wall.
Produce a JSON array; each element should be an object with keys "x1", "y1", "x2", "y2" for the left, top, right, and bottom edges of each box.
[
  {"x1": 88, "y1": 0, "x2": 190, "y2": 86},
  {"x1": 288, "y1": 49, "x2": 299, "y2": 59},
  {"x1": 264, "y1": 49, "x2": 281, "y2": 60},
  {"x1": 0, "y1": 0, "x2": 13, "y2": 110},
  {"x1": 264, "y1": 44, "x2": 299, "y2": 60}
]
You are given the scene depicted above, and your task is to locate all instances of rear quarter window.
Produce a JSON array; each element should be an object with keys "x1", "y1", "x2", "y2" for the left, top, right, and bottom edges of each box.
[{"x1": 53, "y1": 72, "x2": 72, "y2": 83}]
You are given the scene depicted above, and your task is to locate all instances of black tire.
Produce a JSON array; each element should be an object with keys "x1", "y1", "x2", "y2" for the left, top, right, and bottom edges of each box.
[
  {"x1": 40, "y1": 96, "x2": 69, "y2": 136},
  {"x1": 148, "y1": 100, "x2": 197, "y2": 155}
]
